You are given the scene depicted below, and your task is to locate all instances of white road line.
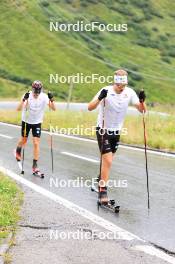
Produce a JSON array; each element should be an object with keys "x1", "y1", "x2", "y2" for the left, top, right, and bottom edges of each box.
[
  {"x1": 0, "y1": 122, "x2": 175, "y2": 158},
  {"x1": 0, "y1": 165, "x2": 139, "y2": 241},
  {"x1": 0, "y1": 133, "x2": 13, "y2": 139},
  {"x1": 133, "y1": 245, "x2": 175, "y2": 264},
  {"x1": 1, "y1": 165, "x2": 175, "y2": 264},
  {"x1": 61, "y1": 151, "x2": 99, "y2": 163},
  {"x1": 0, "y1": 122, "x2": 20, "y2": 129}
]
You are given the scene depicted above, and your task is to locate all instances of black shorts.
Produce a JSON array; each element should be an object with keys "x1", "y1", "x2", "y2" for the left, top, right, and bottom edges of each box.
[
  {"x1": 96, "y1": 127, "x2": 120, "y2": 154},
  {"x1": 21, "y1": 121, "x2": 42, "y2": 138}
]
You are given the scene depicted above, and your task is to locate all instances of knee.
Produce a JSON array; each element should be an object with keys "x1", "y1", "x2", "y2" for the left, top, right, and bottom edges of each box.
[{"x1": 33, "y1": 139, "x2": 39, "y2": 148}]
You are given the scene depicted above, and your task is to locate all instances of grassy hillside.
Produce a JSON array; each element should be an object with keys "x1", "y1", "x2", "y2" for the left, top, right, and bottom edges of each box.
[{"x1": 0, "y1": 0, "x2": 175, "y2": 103}]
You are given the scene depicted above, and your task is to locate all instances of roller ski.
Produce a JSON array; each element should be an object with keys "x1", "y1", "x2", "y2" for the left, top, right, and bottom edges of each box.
[
  {"x1": 32, "y1": 167, "x2": 44, "y2": 179},
  {"x1": 91, "y1": 184, "x2": 120, "y2": 214}
]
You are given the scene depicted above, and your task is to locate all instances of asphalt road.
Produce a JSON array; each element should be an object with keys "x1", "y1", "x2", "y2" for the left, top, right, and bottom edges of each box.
[{"x1": 0, "y1": 122, "x2": 175, "y2": 254}]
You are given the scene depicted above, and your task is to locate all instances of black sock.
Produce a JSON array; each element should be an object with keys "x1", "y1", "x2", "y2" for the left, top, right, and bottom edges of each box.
[
  {"x1": 16, "y1": 146, "x2": 22, "y2": 155},
  {"x1": 33, "y1": 159, "x2": 38, "y2": 168}
]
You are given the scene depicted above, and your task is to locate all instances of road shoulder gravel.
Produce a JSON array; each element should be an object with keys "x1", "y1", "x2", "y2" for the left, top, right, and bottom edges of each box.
[{"x1": 9, "y1": 184, "x2": 170, "y2": 264}]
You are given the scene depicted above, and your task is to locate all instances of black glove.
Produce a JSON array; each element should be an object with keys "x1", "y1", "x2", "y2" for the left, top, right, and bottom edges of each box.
[
  {"x1": 48, "y1": 92, "x2": 54, "y2": 102},
  {"x1": 23, "y1": 91, "x2": 30, "y2": 102},
  {"x1": 139, "y1": 90, "x2": 146, "y2": 103},
  {"x1": 98, "y1": 89, "x2": 108, "y2": 101}
]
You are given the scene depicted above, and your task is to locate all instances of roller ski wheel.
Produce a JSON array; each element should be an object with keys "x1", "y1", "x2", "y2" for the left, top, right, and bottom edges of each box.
[{"x1": 32, "y1": 168, "x2": 44, "y2": 179}]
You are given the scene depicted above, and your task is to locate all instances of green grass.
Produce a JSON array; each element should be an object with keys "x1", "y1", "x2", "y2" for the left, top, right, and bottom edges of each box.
[
  {"x1": 122, "y1": 115, "x2": 175, "y2": 151},
  {"x1": 0, "y1": 109, "x2": 174, "y2": 152},
  {"x1": 0, "y1": 173, "x2": 23, "y2": 244},
  {"x1": 0, "y1": 0, "x2": 175, "y2": 104}
]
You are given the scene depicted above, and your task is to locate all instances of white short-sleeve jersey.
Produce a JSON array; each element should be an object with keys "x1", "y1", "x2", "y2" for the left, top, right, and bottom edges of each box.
[
  {"x1": 22, "y1": 92, "x2": 49, "y2": 124},
  {"x1": 95, "y1": 85, "x2": 139, "y2": 130}
]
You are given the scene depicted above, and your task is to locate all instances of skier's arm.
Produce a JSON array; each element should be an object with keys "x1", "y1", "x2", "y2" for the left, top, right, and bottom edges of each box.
[
  {"x1": 49, "y1": 101, "x2": 56, "y2": 111},
  {"x1": 16, "y1": 92, "x2": 30, "y2": 111},
  {"x1": 16, "y1": 101, "x2": 24, "y2": 111},
  {"x1": 88, "y1": 98, "x2": 100, "y2": 111},
  {"x1": 88, "y1": 89, "x2": 108, "y2": 111}
]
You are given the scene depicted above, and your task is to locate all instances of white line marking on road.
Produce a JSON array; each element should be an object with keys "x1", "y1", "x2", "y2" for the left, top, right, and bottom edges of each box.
[
  {"x1": 0, "y1": 133, "x2": 13, "y2": 139},
  {"x1": 0, "y1": 165, "x2": 139, "y2": 241},
  {"x1": 0, "y1": 122, "x2": 20, "y2": 129},
  {"x1": 0, "y1": 122, "x2": 174, "y2": 158},
  {"x1": 61, "y1": 151, "x2": 99, "y2": 163},
  {"x1": 1, "y1": 165, "x2": 175, "y2": 264},
  {"x1": 133, "y1": 245, "x2": 175, "y2": 264}
]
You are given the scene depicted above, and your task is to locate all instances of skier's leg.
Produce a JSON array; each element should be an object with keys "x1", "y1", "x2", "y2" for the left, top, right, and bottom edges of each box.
[
  {"x1": 15, "y1": 121, "x2": 30, "y2": 161},
  {"x1": 32, "y1": 137, "x2": 40, "y2": 168},
  {"x1": 32, "y1": 136, "x2": 44, "y2": 178},
  {"x1": 100, "y1": 133, "x2": 120, "y2": 184},
  {"x1": 32, "y1": 123, "x2": 41, "y2": 171},
  {"x1": 100, "y1": 152, "x2": 113, "y2": 185}
]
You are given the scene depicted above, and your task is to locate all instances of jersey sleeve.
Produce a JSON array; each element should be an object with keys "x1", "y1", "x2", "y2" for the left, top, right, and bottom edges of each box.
[{"x1": 130, "y1": 89, "x2": 140, "y2": 105}]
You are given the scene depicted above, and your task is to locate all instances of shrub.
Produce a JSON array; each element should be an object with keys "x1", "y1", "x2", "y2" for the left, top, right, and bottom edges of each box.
[
  {"x1": 149, "y1": 40, "x2": 160, "y2": 49},
  {"x1": 130, "y1": 72, "x2": 143, "y2": 81},
  {"x1": 169, "y1": 13, "x2": 175, "y2": 19},
  {"x1": 40, "y1": 0, "x2": 50, "y2": 7},
  {"x1": 152, "y1": 27, "x2": 158, "y2": 32},
  {"x1": 0, "y1": 68, "x2": 32, "y2": 85},
  {"x1": 161, "y1": 56, "x2": 171, "y2": 64},
  {"x1": 131, "y1": 0, "x2": 149, "y2": 9},
  {"x1": 81, "y1": 2, "x2": 88, "y2": 7},
  {"x1": 87, "y1": 0, "x2": 98, "y2": 4},
  {"x1": 135, "y1": 38, "x2": 150, "y2": 47},
  {"x1": 166, "y1": 33, "x2": 171, "y2": 37},
  {"x1": 65, "y1": 0, "x2": 73, "y2": 3},
  {"x1": 161, "y1": 50, "x2": 169, "y2": 57},
  {"x1": 144, "y1": 13, "x2": 153, "y2": 21},
  {"x1": 117, "y1": 0, "x2": 129, "y2": 3},
  {"x1": 159, "y1": 35, "x2": 168, "y2": 42},
  {"x1": 121, "y1": 62, "x2": 139, "y2": 72},
  {"x1": 150, "y1": 9, "x2": 164, "y2": 19},
  {"x1": 132, "y1": 15, "x2": 145, "y2": 23},
  {"x1": 113, "y1": 6, "x2": 135, "y2": 16},
  {"x1": 168, "y1": 47, "x2": 175, "y2": 57},
  {"x1": 128, "y1": 79, "x2": 136, "y2": 87},
  {"x1": 128, "y1": 22, "x2": 151, "y2": 36}
]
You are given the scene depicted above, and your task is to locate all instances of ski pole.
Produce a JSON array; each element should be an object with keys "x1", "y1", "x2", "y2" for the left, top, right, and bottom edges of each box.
[
  {"x1": 49, "y1": 100, "x2": 54, "y2": 174},
  {"x1": 21, "y1": 101, "x2": 28, "y2": 174},
  {"x1": 98, "y1": 99, "x2": 106, "y2": 210},
  {"x1": 142, "y1": 103, "x2": 150, "y2": 210}
]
